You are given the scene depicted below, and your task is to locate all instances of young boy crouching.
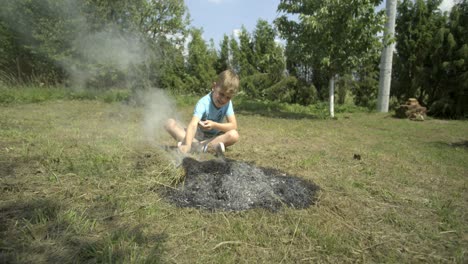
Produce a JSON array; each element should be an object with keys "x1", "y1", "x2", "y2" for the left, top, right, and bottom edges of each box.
[{"x1": 165, "y1": 69, "x2": 240, "y2": 156}]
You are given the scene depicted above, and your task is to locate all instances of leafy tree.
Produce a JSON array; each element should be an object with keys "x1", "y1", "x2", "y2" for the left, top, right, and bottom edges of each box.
[
  {"x1": 252, "y1": 19, "x2": 285, "y2": 77},
  {"x1": 238, "y1": 26, "x2": 257, "y2": 77},
  {"x1": 0, "y1": 0, "x2": 81, "y2": 84},
  {"x1": 393, "y1": 0, "x2": 444, "y2": 102},
  {"x1": 240, "y1": 19, "x2": 287, "y2": 100},
  {"x1": 443, "y1": 0, "x2": 468, "y2": 117},
  {"x1": 215, "y1": 34, "x2": 230, "y2": 74},
  {"x1": 208, "y1": 38, "x2": 219, "y2": 73},
  {"x1": 186, "y1": 28, "x2": 217, "y2": 94},
  {"x1": 157, "y1": 37, "x2": 187, "y2": 94},
  {"x1": 229, "y1": 35, "x2": 241, "y2": 74},
  {"x1": 427, "y1": 0, "x2": 468, "y2": 117},
  {"x1": 0, "y1": 0, "x2": 190, "y2": 90},
  {"x1": 139, "y1": 0, "x2": 189, "y2": 43},
  {"x1": 276, "y1": 0, "x2": 384, "y2": 116},
  {"x1": 352, "y1": 60, "x2": 380, "y2": 108}
]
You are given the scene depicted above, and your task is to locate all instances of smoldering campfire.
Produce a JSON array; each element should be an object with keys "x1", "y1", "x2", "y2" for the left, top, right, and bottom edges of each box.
[{"x1": 160, "y1": 157, "x2": 320, "y2": 212}]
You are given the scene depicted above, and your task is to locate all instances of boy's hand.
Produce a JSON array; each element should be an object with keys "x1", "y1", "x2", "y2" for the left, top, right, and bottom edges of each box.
[
  {"x1": 178, "y1": 143, "x2": 191, "y2": 154},
  {"x1": 199, "y1": 120, "x2": 215, "y2": 131}
]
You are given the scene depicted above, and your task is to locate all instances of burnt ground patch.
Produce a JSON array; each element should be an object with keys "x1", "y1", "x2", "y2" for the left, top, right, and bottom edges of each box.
[{"x1": 160, "y1": 157, "x2": 320, "y2": 212}]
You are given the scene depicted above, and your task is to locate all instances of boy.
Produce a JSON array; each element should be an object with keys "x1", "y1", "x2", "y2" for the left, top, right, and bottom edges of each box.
[{"x1": 164, "y1": 69, "x2": 240, "y2": 156}]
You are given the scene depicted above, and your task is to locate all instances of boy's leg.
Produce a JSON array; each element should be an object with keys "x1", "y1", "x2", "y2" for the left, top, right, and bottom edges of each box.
[
  {"x1": 164, "y1": 118, "x2": 186, "y2": 142},
  {"x1": 202, "y1": 130, "x2": 239, "y2": 148},
  {"x1": 164, "y1": 119, "x2": 202, "y2": 149}
]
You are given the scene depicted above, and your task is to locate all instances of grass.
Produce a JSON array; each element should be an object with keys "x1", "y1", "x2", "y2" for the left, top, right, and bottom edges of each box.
[
  {"x1": 0, "y1": 87, "x2": 467, "y2": 263},
  {"x1": 0, "y1": 85, "x2": 131, "y2": 104}
]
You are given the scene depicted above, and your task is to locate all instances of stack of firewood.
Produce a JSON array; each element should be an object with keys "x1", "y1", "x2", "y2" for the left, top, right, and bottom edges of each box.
[{"x1": 395, "y1": 98, "x2": 427, "y2": 121}]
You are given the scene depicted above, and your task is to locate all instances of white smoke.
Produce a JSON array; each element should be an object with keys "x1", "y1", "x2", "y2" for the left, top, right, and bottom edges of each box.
[
  {"x1": 142, "y1": 89, "x2": 181, "y2": 144},
  {"x1": 73, "y1": 29, "x2": 148, "y2": 72},
  {"x1": 1, "y1": 0, "x2": 182, "y2": 149}
]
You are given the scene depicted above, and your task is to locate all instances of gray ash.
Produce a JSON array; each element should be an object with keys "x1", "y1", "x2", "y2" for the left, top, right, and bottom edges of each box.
[{"x1": 161, "y1": 157, "x2": 320, "y2": 212}]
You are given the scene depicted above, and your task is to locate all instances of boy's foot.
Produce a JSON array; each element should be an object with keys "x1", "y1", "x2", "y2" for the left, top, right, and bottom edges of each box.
[
  {"x1": 215, "y1": 142, "x2": 225, "y2": 157},
  {"x1": 177, "y1": 142, "x2": 205, "y2": 153},
  {"x1": 200, "y1": 142, "x2": 225, "y2": 157}
]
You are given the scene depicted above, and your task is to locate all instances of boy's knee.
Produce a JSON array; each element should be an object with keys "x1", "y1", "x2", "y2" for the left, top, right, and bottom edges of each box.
[
  {"x1": 164, "y1": 118, "x2": 176, "y2": 131},
  {"x1": 227, "y1": 130, "x2": 239, "y2": 143}
]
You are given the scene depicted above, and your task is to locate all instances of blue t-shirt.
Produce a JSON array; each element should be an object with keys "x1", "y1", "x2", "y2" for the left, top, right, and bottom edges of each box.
[{"x1": 193, "y1": 92, "x2": 234, "y2": 134}]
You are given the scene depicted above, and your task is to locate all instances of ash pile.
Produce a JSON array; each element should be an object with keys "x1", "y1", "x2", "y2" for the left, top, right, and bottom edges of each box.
[{"x1": 162, "y1": 157, "x2": 320, "y2": 212}]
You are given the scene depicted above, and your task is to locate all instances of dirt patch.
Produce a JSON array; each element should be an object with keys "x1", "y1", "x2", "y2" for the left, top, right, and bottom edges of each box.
[{"x1": 160, "y1": 157, "x2": 320, "y2": 212}]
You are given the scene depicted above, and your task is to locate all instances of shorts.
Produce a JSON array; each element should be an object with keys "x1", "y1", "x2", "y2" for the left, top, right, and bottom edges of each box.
[{"x1": 195, "y1": 128, "x2": 222, "y2": 142}]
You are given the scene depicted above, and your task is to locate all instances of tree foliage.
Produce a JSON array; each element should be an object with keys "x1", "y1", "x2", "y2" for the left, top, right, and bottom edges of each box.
[
  {"x1": 0, "y1": 0, "x2": 189, "y2": 89},
  {"x1": 186, "y1": 28, "x2": 217, "y2": 94},
  {"x1": 215, "y1": 34, "x2": 230, "y2": 74},
  {"x1": 276, "y1": 0, "x2": 384, "y2": 114},
  {"x1": 0, "y1": 0, "x2": 465, "y2": 117},
  {"x1": 393, "y1": 0, "x2": 467, "y2": 117}
]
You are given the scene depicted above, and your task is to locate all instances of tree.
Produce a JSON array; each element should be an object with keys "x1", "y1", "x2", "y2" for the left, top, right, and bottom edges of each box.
[
  {"x1": 442, "y1": 1, "x2": 468, "y2": 117},
  {"x1": 238, "y1": 26, "x2": 257, "y2": 77},
  {"x1": 393, "y1": 0, "x2": 444, "y2": 100},
  {"x1": 215, "y1": 34, "x2": 230, "y2": 74},
  {"x1": 229, "y1": 35, "x2": 241, "y2": 74},
  {"x1": 208, "y1": 38, "x2": 219, "y2": 73},
  {"x1": 0, "y1": 0, "x2": 191, "y2": 89},
  {"x1": 240, "y1": 19, "x2": 286, "y2": 100},
  {"x1": 276, "y1": 0, "x2": 384, "y2": 117},
  {"x1": 377, "y1": 0, "x2": 397, "y2": 112},
  {"x1": 186, "y1": 28, "x2": 217, "y2": 94},
  {"x1": 427, "y1": 0, "x2": 467, "y2": 117},
  {"x1": 252, "y1": 19, "x2": 285, "y2": 77}
]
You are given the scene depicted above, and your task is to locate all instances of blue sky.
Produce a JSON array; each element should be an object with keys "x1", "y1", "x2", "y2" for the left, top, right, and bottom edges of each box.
[
  {"x1": 185, "y1": 0, "x2": 455, "y2": 48},
  {"x1": 185, "y1": 0, "x2": 282, "y2": 46}
]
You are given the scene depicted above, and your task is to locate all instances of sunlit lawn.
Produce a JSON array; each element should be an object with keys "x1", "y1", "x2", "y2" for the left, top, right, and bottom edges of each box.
[{"x1": 0, "y1": 92, "x2": 467, "y2": 263}]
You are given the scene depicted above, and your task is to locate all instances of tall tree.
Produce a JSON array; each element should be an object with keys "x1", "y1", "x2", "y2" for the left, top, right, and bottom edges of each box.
[
  {"x1": 393, "y1": 0, "x2": 444, "y2": 102},
  {"x1": 0, "y1": 0, "x2": 190, "y2": 88},
  {"x1": 442, "y1": 1, "x2": 468, "y2": 116},
  {"x1": 424, "y1": 0, "x2": 467, "y2": 117},
  {"x1": 229, "y1": 35, "x2": 241, "y2": 74},
  {"x1": 238, "y1": 26, "x2": 257, "y2": 77},
  {"x1": 276, "y1": 0, "x2": 384, "y2": 117},
  {"x1": 208, "y1": 38, "x2": 219, "y2": 73},
  {"x1": 186, "y1": 28, "x2": 217, "y2": 94},
  {"x1": 377, "y1": 0, "x2": 397, "y2": 112},
  {"x1": 215, "y1": 34, "x2": 230, "y2": 74},
  {"x1": 253, "y1": 19, "x2": 284, "y2": 77}
]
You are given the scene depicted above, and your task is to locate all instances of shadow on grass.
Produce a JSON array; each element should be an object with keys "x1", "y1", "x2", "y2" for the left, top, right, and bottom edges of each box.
[
  {"x1": 432, "y1": 140, "x2": 468, "y2": 149},
  {"x1": 235, "y1": 100, "x2": 322, "y2": 120},
  {"x1": 449, "y1": 140, "x2": 468, "y2": 148},
  {"x1": 76, "y1": 226, "x2": 168, "y2": 264},
  {"x1": 0, "y1": 198, "x2": 168, "y2": 263}
]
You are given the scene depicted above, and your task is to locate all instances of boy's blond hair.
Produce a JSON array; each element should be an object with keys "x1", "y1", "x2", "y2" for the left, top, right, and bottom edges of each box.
[{"x1": 216, "y1": 69, "x2": 239, "y2": 97}]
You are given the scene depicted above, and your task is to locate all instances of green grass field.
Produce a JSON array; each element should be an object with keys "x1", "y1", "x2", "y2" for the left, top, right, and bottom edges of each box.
[{"x1": 1, "y1": 87, "x2": 467, "y2": 263}]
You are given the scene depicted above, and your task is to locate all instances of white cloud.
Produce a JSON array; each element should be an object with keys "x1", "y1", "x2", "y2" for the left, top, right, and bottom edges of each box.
[
  {"x1": 207, "y1": 0, "x2": 225, "y2": 4},
  {"x1": 232, "y1": 29, "x2": 241, "y2": 38},
  {"x1": 439, "y1": 0, "x2": 455, "y2": 12}
]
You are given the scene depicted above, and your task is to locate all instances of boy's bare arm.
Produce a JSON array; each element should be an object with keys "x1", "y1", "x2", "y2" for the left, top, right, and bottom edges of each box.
[{"x1": 179, "y1": 116, "x2": 200, "y2": 153}]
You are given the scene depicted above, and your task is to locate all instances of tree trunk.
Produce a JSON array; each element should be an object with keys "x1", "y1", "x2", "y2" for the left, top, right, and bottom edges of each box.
[
  {"x1": 377, "y1": 0, "x2": 397, "y2": 112},
  {"x1": 329, "y1": 75, "x2": 335, "y2": 118}
]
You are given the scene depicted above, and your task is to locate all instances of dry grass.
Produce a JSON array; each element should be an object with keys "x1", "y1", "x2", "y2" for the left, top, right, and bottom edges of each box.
[{"x1": 1, "y1": 99, "x2": 467, "y2": 263}]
